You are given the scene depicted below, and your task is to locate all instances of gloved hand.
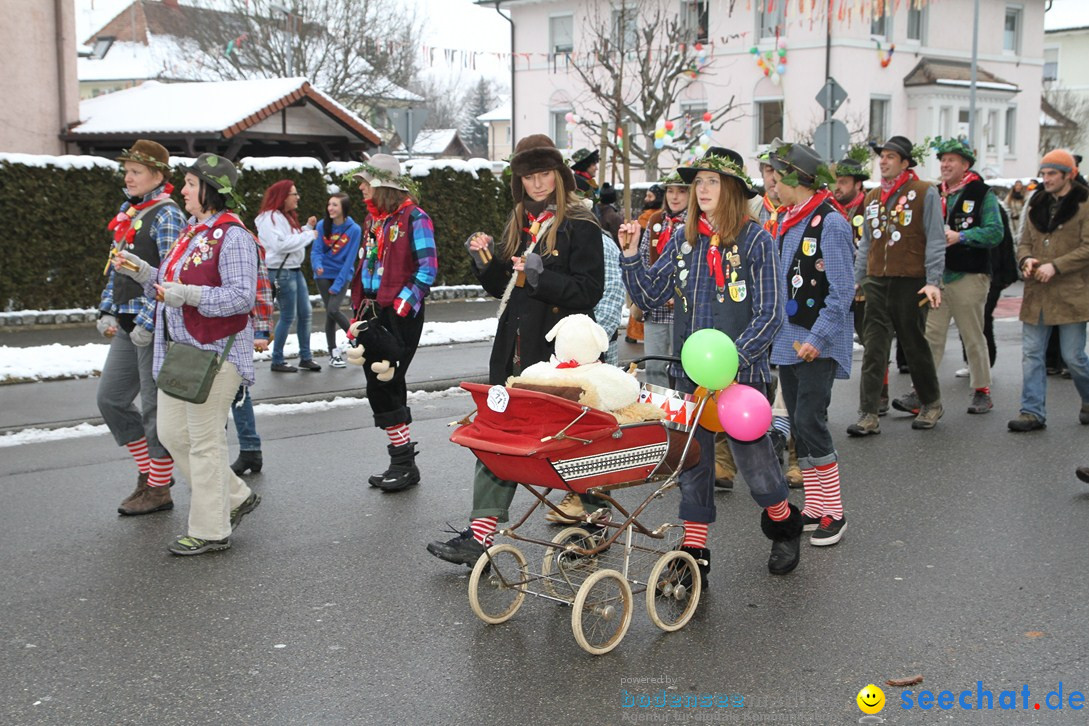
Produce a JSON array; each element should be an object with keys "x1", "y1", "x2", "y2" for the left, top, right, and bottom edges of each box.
[
  {"x1": 96, "y1": 314, "x2": 119, "y2": 338},
  {"x1": 158, "y1": 282, "x2": 203, "y2": 308},
  {"x1": 114, "y1": 251, "x2": 153, "y2": 283},
  {"x1": 345, "y1": 345, "x2": 366, "y2": 366},
  {"x1": 523, "y1": 252, "x2": 544, "y2": 288},
  {"x1": 129, "y1": 326, "x2": 154, "y2": 347}
]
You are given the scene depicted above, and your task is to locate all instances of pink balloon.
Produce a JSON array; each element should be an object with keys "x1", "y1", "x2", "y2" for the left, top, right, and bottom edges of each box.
[{"x1": 716, "y1": 384, "x2": 773, "y2": 442}]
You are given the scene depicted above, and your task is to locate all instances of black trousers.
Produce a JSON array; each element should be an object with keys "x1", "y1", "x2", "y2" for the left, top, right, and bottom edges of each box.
[{"x1": 363, "y1": 302, "x2": 426, "y2": 429}]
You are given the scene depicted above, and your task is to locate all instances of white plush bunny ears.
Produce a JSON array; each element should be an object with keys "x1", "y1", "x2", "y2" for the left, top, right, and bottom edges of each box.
[{"x1": 546, "y1": 313, "x2": 609, "y2": 365}]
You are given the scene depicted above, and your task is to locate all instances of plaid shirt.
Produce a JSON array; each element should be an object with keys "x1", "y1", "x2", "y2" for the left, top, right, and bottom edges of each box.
[
  {"x1": 637, "y1": 210, "x2": 687, "y2": 324},
  {"x1": 253, "y1": 240, "x2": 273, "y2": 338},
  {"x1": 622, "y1": 220, "x2": 783, "y2": 385},
  {"x1": 358, "y1": 207, "x2": 438, "y2": 315},
  {"x1": 98, "y1": 185, "x2": 185, "y2": 331},
  {"x1": 145, "y1": 211, "x2": 258, "y2": 386},
  {"x1": 595, "y1": 233, "x2": 625, "y2": 365}
]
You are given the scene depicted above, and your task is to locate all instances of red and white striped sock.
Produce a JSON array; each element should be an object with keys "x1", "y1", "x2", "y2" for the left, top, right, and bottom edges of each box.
[
  {"x1": 815, "y1": 461, "x2": 844, "y2": 519},
  {"x1": 386, "y1": 424, "x2": 410, "y2": 447},
  {"x1": 800, "y1": 467, "x2": 825, "y2": 518},
  {"x1": 470, "y1": 516, "x2": 498, "y2": 546},
  {"x1": 766, "y1": 499, "x2": 791, "y2": 522},
  {"x1": 126, "y1": 437, "x2": 151, "y2": 474},
  {"x1": 682, "y1": 521, "x2": 709, "y2": 549},
  {"x1": 147, "y1": 457, "x2": 173, "y2": 487}
]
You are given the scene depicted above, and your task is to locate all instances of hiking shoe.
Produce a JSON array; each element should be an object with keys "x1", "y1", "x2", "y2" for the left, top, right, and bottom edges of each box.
[
  {"x1": 270, "y1": 362, "x2": 297, "y2": 373},
  {"x1": 1080, "y1": 404, "x2": 1089, "y2": 425},
  {"x1": 801, "y1": 513, "x2": 822, "y2": 532},
  {"x1": 967, "y1": 390, "x2": 993, "y2": 414},
  {"x1": 714, "y1": 477, "x2": 734, "y2": 490},
  {"x1": 118, "y1": 483, "x2": 173, "y2": 516},
  {"x1": 329, "y1": 353, "x2": 347, "y2": 369},
  {"x1": 892, "y1": 390, "x2": 921, "y2": 415},
  {"x1": 298, "y1": 359, "x2": 322, "y2": 372},
  {"x1": 811, "y1": 515, "x2": 847, "y2": 546},
  {"x1": 426, "y1": 529, "x2": 487, "y2": 567},
  {"x1": 912, "y1": 402, "x2": 944, "y2": 430},
  {"x1": 230, "y1": 492, "x2": 261, "y2": 531},
  {"x1": 1008, "y1": 412, "x2": 1046, "y2": 432},
  {"x1": 955, "y1": 367, "x2": 970, "y2": 378},
  {"x1": 168, "y1": 535, "x2": 230, "y2": 556},
  {"x1": 878, "y1": 397, "x2": 890, "y2": 416},
  {"x1": 1077, "y1": 467, "x2": 1089, "y2": 484},
  {"x1": 545, "y1": 491, "x2": 586, "y2": 524},
  {"x1": 846, "y1": 413, "x2": 880, "y2": 437},
  {"x1": 230, "y1": 450, "x2": 263, "y2": 476},
  {"x1": 120, "y1": 472, "x2": 149, "y2": 509},
  {"x1": 785, "y1": 466, "x2": 803, "y2": 489}
]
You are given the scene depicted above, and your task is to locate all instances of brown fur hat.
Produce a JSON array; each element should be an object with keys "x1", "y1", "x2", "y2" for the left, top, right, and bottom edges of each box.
[{"x1": 509, "y1": 134, "x2": 576, "y2": 203}]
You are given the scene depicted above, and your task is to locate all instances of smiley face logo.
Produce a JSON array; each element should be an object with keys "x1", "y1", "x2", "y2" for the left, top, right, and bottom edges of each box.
[{"x1": 856, "y1": 684, "x2": 885, "y2": 714}]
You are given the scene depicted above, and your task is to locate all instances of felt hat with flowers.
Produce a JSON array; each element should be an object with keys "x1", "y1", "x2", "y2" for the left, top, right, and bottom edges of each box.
[{"x1": 677, "y1": 148, "x2": 757, "y2": 198}]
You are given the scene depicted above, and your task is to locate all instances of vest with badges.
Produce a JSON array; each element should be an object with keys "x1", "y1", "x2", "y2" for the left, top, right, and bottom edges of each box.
[
  {"x1": 844, "y1": 199, "x2": 866, "y2": 247},
  {"x1": 115, "y1": 199, "x2": 178, "y2": 305},
  {"x1": 174, "y1": 216, "x2": 252, "y2": 344},
  {"x1": 863, "y1": 178, "x2": 931, "y2": 279},
  {"x1": 350, "y1": 203, "x2": 419, "y2": 311},
  {"x1": 943, "y1": 179, "x2": 991, "y2": 275},
  {"x1": 670, "y1": 221, "x2": 756, "y2": 357},
  {"x1": 784, "y1": 201, "x2": 837, "y2": 330}
]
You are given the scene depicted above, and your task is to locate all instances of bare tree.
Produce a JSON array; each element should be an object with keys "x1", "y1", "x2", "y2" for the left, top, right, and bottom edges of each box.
[
  {"x1": 1041, "y1": 89, "x2": 1088, "y2": 155},
  {"x1": 184, "y1": 0, "x2": 422, "y2": 113},
  {"x1": 567, "y1": 0, "x2": 743, "y2": 179}
]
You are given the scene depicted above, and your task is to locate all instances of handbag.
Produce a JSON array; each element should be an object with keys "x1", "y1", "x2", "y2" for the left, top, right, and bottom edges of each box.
[{"x1": 157, "y1": 320, "x2": 237, "y2": 404}]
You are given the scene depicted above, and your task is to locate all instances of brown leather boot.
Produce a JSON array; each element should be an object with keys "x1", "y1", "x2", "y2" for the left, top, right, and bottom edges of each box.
[
  {"x1": 785, "y1": 439, "x2": 803, "y2": 489},
  {"x1": 119, "y1": 472, "x2": 149, "y2": 512},
  {"x1": 119, "y1": 482, "x2": 174, "y2": 516}
]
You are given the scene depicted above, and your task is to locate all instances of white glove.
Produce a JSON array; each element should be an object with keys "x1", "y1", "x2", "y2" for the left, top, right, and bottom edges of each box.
[
  {"x1": 159, "y1": 282, "x2": 203, "y2": 308},
  {"x1": 129, "y1": 326, "x2": 154, "y2": 347},
  {"x1": 114, "y1": 251, "x2": 153, "y2": 283},
  {"x1": 345, "y1": 345, "x2": 366, "y2": 366},
  {"x1": 96, "y1": 314, "x2": 118, "y2": 338}
]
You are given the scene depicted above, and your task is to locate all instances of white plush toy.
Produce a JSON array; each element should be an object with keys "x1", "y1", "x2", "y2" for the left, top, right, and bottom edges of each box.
[{"x1": 518, "y1": 314, "x2": 640, "y2": 411}]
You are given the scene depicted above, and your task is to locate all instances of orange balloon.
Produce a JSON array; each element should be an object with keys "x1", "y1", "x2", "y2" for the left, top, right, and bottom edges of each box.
[{"x1": 694, "y1": 386, "x2": 725, "y2": 432}]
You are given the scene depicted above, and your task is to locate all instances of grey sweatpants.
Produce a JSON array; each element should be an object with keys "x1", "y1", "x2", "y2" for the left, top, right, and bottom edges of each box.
[{"x1": 96, "y1": 328, "x2": 170, "y2": 460}]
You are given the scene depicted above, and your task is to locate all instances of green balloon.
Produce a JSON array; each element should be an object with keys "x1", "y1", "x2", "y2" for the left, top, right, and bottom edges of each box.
[{"x1": 680, "y1": 329, "x2": 739, "y2": 390}]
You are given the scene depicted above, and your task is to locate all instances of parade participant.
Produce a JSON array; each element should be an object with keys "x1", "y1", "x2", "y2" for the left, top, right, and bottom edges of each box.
[
  {"x1": 1008, "y1": 149, "x2": 1089, "y2": 432},
  {"x1": 768, "y1": 143, "x2": 855, "y2": 546},
  {"x1": 1005, "y1": 180, "x2": 1027, "y2": 237},
  {"x1": 571, "y1": 148, "x2": 600, "y2": 200},
  {"x1": 427, "y1": 134, "x2": 604, "y2": 565},
  {"x1": 114, "y1": 153, "x2": 260, "y2": 555},
  {"x1": 229, "y1": 235, "x2": 273, "y2": 477},
  {"x1": 341, "y1": 155, "x2": 437, "y2": 491},
  {"x1": 619, "y1": 150, "x2": 802, "y2": 579},
  {"x1": 99, "y1": 140, "x2": 186, "y2": 516},
  {"x1": 847, "y1": 136, "x2": 945, "y2": 436},
  {"x1": 256, "y1": 179, "x2": 320, "y2": 373},
  {"x1": 311, "y1": 192, "x2": 362, "y2": 368},
  {"x1": 636, "y1": 171, "x2": 689, "y2": 387},
  {"x1": 757, "y1": 147, "x2": 781, "y2": 237},
  {"x1": 596, "y1": 183, "x2": 623, "y2": 242}
]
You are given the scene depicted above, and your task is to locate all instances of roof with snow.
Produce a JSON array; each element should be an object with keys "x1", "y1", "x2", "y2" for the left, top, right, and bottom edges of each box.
[
  {"x1": 477, "y1": 99, "x2": 511, "y2": 123},
  {"x1": 68, "y1": 77, "x2": 380, "y2": 162},
  {"x1": 410, "y1": 129, "x2": 473, "y2": 158},
  {"x1": 904, "y1": 58, "x2": 1019, "y2": 94}
]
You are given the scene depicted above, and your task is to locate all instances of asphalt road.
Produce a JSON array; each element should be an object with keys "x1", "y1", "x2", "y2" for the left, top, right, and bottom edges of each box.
[{"x1": 4, "y1": 316, "x2": 1089, "y2": 725}]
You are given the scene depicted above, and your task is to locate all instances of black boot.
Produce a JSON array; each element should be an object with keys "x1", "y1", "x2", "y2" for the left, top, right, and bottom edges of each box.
[
  {"x1": 678, "y1": 545, "x2": 710, "y2": 590},
  {"x1": 231, "y1": 450, "x2": 263, "y2": 476},
  {"x1": 375, "y1": 442, "x2": 420, "y2": 492},
  {"x1": 761, "y1": 503, "x2": 803, "y2": 576}
]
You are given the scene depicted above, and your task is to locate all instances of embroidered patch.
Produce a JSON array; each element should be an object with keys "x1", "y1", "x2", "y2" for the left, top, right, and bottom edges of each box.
[
  {"x1": 902, "y1": 210, "x2": 913, "y2": 226},
  {"x1": 801, "y1": 238, "x2": 818, "y2": 256},
  {"x1": 728, "y1": 281, "x2": 747, "y2": 302},
  {"x1": 962, "y1": 200, "x2": 975, "y2": 213}
]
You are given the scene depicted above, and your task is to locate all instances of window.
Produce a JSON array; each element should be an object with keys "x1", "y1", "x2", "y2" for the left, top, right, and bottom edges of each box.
[
  {"x1": 682, "y1": 0, "x2": 709, "y2": 43},
  {"x1": 757, "y1": 2, "x2": 785, "y2": 39},
  {"x1": 957, "y1": 108, "x2": 971, "y2": 141},
  {"x1": 907, "y1": 5, "x2": 926, "y2": 42},
  {"x1": 551, "y1": 111, "x2": 571, "y2": 148},
  {"x1": 1004, "y1": 7, "x2": 1021, "y2": 52},
  {"x1": 1004, "y1": 106, "x2": 1017, "y2": 153},
  {"x1": 985, "y1": 110, "x2": 998, "y2": 152},
  {"x1": 756, "y1": 100, "x2": 784, "y2": 146},
  {"x1": 871, "y1": 9, "x2": 891, "y2": 39},
  {"x1": 869, "y1": 98, "x2": 889, "y2": 143},
  {"x1": 612, "y1": 6, "x2": 639, "y2": 50},
  {"x1": 939, "y1": 107, "x2": 951, "y2": 138},
  {"x1": 549, "y1": 14, "x2": 573, "y2": 54},
  {"x1": 1043, "y1": 47, "x2": 1059, "y2": 82}
]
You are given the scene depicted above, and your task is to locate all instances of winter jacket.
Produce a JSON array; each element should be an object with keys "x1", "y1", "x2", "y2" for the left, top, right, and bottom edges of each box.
[{"x1": 1017, "y1": 182, "x2": 1089, "y2": 325}]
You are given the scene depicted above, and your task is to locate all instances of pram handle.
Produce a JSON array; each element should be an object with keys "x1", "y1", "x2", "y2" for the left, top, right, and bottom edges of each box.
[{"x1": 629, "y1": 355, "x2": 681, "y2": 367}]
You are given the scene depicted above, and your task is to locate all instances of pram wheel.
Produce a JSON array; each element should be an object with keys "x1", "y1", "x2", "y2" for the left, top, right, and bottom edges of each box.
[
  {"x1": 646, "y1": 550, "x2": 702, "y2": 632},
  {"x1": 469, "y1": 544, "x2": 528, "y2": 625},
  {"x1": 571, "y1": 569, "x2": 633, "y2": 655},
  {"x1": 541, "y1": 527, "x2": 601, "y2": 600}
]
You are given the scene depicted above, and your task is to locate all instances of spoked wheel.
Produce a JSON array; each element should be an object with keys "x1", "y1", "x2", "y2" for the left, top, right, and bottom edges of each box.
[
  {"x1": 571, "y1": 569, "x2": 633, "y2": 655},
  {"x1": 468, "y1": 544, "x2": 528, "y2": 625},
  {"x1": 541, "y1": 527, "x2": 602, "y2": 599},
  {"x1": 645, "y1": 550, "x2": 702, "y2": 632}
]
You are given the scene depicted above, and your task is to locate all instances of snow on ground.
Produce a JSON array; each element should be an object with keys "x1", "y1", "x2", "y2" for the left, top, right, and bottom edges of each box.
[{"x1": 0, "y1": 320, "x2": 497, "y2": 383}]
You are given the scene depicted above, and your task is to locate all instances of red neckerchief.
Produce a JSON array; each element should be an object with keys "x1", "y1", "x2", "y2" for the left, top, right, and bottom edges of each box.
[
  {"x1": 778, "y1": 189, "x2": 833, "y2": 238},
  {"x1": 161, "y1": 212, "x2": 243, "y2": 282},
  {"x1": 697, "y1": 214, "x2": 726, "y2": 289},
  {"x1": 522, "y1": 210, "x2": 555, "y2": 244},
  {"x1": 843, "y1": 191, "x2": 866, "y2": 217},
  {"x1": 879, "y1": 169, "x2": 918, "y2": 206},
  {"x1": 939, "y1": 170, "x2": 982, "y2": 217},
  {"x1": 655, "y1": 211, "x2": 682, "y2": 256},
  {"x1": 366, "y1": 197, "x2": 414, "y2": 262},
  {"x1": 108, "y1": 183, "x2": 175, "y2": 245},
  {"x1": 574, "y1": 170, "x2": 593, "y2": 182},
  {"x1": 762, "y1": 195, "x2": 780, "y2": 238}
]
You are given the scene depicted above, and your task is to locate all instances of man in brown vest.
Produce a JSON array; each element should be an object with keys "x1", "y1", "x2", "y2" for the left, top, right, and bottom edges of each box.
[{"x1": 847, "y1": 136, "x2": 945, "y2": 435}]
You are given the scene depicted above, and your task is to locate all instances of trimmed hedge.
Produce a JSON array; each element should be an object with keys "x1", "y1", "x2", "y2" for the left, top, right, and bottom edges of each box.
[{"x1": 0, "y1": 156, "x2": 510, "y2": 310}]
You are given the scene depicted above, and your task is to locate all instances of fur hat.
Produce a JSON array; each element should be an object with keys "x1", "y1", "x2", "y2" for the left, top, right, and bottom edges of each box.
[
  {"x1": 117, "y1": 139, "x2": 171, "y2": 172},
  {"x1": 1040, "y1": 149, "x2": 1078, "y2": 176},
  {"x1": 509, "y1": 134, "x2": 577, "y2": 203},
  {"x1": 870, "y1": 135, "x2": 917, "y2": 168},
  {"x1": 350, "y1": 154, "x2": 409, "y2": 191},
  {"x1": 599, "y1": 182, "x2": 618, "y2": 205},
  {"x1": 547, "y1": 314, "x2": 609, "y2": 366}
]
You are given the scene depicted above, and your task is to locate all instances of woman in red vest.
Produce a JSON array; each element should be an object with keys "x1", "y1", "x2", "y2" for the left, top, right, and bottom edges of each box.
[{"x1": 115, "y1": 153, "x2": 261, "y2": 556}]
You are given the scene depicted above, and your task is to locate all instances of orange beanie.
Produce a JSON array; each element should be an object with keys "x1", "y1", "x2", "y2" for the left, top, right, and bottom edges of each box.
[{"x1": 1040, "y1": 149, "x2": 1078, "y2": 175}]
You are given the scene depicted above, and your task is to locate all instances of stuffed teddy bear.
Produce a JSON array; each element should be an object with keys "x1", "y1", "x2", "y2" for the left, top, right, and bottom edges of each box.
[{"x1": 346, "y1": 317, "x2": 404, "y2": 382}]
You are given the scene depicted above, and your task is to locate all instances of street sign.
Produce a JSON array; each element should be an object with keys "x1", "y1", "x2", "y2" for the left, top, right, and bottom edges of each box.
[
  {"x1": 387, "y1": 107, "x2": 430, "y2": 151},
  {"x1": 816, "y1": 78, "x2": 848, "y2": 116},
  {"x1": 813, "y1": 119, "x2": 850, "y2": 163}
]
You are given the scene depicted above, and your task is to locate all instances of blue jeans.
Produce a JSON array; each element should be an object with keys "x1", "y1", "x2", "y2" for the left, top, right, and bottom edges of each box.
[
  {"x1": 271, "y1": 268, "x2": 312, "y2": 364},
  {"x1": 1020, "y1": 317, "x2": 1089, "y2": 421},
  {"x1": 778, "y1": 358, "x2": 838, "y2": 469},
  {"x1": 231, "y1": 385, "x2": 260, "y2": 451}
]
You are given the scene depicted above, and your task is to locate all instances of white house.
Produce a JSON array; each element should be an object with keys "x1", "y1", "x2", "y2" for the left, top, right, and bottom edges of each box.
[{"x1": 477, "y1": 98, "x2": 513, "y2": 160}]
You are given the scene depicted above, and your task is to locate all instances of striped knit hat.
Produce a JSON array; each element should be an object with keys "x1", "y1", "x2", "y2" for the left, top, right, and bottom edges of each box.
[{"x1": 1040, "y1": 149, "x2": 1078, "y2": 175}]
